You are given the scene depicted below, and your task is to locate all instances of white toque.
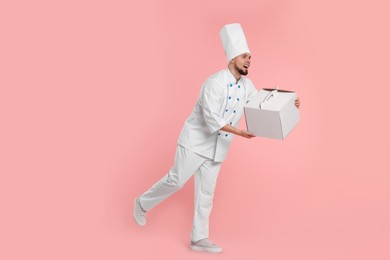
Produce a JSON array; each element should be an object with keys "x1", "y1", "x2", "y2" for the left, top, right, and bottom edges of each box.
[{"x1": 219, "y1": 23, "x2": 250, "y2": 62}]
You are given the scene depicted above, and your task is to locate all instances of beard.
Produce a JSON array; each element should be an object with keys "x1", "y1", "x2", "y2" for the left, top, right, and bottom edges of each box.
[{"x1": 235, "y1": 63, "x2": 248, "y2": 76}]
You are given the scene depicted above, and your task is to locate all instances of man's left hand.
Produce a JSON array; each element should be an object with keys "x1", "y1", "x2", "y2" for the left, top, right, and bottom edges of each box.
[{"x1": 295, "y1": 97, "x2": 300, "y2": 109}]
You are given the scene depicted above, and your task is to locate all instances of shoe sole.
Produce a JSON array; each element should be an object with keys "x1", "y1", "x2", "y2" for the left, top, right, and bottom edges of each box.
[
  {"x1": 133, "y1": 198, "x2": 146, "y2": 226},
  {"x1": 190, "y1": 245, "x2": 223, "y2": 253}
]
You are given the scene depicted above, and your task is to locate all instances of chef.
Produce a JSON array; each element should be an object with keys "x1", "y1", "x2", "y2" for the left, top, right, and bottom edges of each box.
[{"x1": 133, "y1": 23, "x2": 300, "y2": 253}]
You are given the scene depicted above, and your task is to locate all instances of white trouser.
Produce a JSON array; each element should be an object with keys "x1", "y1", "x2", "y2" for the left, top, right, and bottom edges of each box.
[{"x1": 139, "y1": 145, "x2": 221, "y2": 242}]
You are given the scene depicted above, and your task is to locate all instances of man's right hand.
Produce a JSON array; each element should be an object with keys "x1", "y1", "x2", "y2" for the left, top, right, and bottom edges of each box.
[
  {"x1": 239, "y1": 129, "x2": 256, "y2": 139},
  {"x1": 220, "y1": 124, "x2": 256, "y2": 139}
]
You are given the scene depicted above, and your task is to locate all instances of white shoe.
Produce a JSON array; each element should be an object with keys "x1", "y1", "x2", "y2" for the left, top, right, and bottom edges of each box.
[
  {"x1": 190, "y1": 239, "x2": 223, "y2": 253},
  {"x1": 133, "y1": 197, "x2": 146, "y2": 226}
]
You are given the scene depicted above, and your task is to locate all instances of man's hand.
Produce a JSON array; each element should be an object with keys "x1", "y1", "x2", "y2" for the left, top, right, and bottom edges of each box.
[
  {"x1": 295, "y1": 97, "x2": 300, "y2": 109},
  {"x1": 238, "y1": 129, "x2": 256, "y2": 139},
  {"x1": 220, "y1": 124, "x2": 256, "y2": 139}
]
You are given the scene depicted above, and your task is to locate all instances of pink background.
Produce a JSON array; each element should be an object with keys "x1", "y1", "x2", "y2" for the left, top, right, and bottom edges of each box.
[{"x1": 1, "y1": 0, "x2": 389, "y2": 259}]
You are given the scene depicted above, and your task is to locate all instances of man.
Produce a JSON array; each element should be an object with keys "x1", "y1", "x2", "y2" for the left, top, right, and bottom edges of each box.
[{"x1": 133, "y1": 23, "x2": 300, "y2": 253}]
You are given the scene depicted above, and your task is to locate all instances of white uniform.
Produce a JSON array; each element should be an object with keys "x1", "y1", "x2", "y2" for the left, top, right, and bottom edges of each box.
[
  {"x1": 140, "y1": 68, "x2": 257, "y2": 242},
  {"x1": 178, "y1": 68, "x2": 257, "y2": 162}
]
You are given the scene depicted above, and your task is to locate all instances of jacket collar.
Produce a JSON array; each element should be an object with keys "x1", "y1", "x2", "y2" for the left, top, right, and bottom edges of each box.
[{"x1": 226, "y1": 67, "x2": 243, "y2": 84}]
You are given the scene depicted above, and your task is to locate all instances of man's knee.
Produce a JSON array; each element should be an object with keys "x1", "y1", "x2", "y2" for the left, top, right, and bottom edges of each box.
[{"x1": 164, "y1": 172, "x2": 186, "y2": 189}]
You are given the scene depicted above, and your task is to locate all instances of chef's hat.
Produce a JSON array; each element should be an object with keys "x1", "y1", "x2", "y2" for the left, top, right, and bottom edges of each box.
[{"x1": 219, "y1": 23, "x2": 250, "y2": 62}]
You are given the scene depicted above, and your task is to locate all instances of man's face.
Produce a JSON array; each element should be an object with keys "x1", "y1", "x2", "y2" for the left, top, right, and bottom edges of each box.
[{"x1": 233, "y1": 53, "x2": 251, "y2": 76}]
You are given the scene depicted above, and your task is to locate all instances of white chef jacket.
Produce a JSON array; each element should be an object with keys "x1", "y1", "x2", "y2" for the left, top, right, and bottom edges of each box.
[{"x1": 178, "y1": 68, "x2": 257, "y2": 162}]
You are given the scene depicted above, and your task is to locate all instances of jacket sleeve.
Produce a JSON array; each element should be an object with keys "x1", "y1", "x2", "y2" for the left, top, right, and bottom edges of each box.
[
  {"x1": 200, "y1": 79, "x2": 228, "y2": 134},
  {"x1": 246, "y1": 79, "x2": 258, "y2": 103}
]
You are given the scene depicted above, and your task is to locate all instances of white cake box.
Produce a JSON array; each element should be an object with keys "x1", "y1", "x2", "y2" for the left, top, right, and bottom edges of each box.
[{"x1": 244, "y1": 88, "x2": 300, "y2": 139}]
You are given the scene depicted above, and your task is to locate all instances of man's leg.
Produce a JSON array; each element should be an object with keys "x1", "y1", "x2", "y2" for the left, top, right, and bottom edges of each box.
[
  {"x1": 191, "y1": 160, "x2": 221, "y2": 242},
  {"x1": 138, "y1": 145, "x2": 205, "y2": 212}
]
